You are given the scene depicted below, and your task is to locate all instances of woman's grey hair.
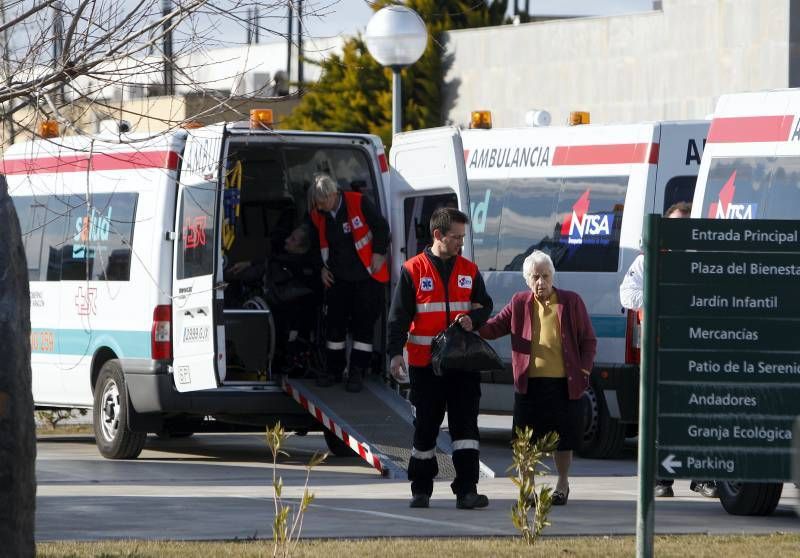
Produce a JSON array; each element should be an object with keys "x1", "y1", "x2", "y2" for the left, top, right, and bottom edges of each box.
[
  {"x1": 311, "y1": 173, "x2": 338, "y2": 203},
  {"x1": 522, "y1": 250, "x2": 555, "y2": 289}
]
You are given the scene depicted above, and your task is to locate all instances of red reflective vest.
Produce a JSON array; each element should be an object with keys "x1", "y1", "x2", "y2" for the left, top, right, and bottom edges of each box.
[
  {"x1": 310, "y1": 191, "x2": 389, "y2": 283},
  {"x1": 404, "y1": 253, "x2": 478, "y2": 367}
]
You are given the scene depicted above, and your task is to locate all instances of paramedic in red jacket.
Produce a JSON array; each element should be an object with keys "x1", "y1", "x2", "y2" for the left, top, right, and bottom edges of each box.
[
  {"x1": 309, "y1": 173, "x2": 389, "y2": 393},
  {"x1": 387, "y1": 207, "x2": 493, "y2": 510},
  {"x1": 479, "y1": 250, "x2": 596, "y2": 506}
]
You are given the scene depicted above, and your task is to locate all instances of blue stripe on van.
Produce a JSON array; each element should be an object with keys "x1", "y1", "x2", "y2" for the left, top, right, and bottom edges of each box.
[
  {"x1": 591, "y1": 315, "x2": 626, "y2": 338},
  {"x1": 31, "y1": 328, "x2": 151, "y2": 358}
]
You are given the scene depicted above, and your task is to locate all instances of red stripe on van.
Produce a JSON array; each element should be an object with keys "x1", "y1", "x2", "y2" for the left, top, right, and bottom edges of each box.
[
  {"x1": 707, "y1": 115, "x2": 793, "y2": 143},
  {"x1": 1, "y1": 150, "x2": 180, "y2": 175},
  {"x1": 552, "y1": 143, "x2": 659, "y2": 166}
]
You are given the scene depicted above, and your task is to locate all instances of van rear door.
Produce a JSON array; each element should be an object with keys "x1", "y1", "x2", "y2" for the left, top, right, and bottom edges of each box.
[
  {"x1": 171, "y1": 126, "x2": 225, "y2": 392},
  {"x1": 388, "y1": 127, "x2": 471, "y2": 278}
]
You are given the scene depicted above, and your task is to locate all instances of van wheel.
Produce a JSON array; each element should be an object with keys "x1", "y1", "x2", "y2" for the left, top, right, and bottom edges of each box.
[
  {"x1": 718, "y1": 481, "x2": 783, "y2": 516},
  {"x1": 323, "y1": 428, "x2": 355, "y2": 457},
  {"x1": 578, "y1": 386, "x2": 625, "y2": 459},
  {"x1": 93, "y1": 360, "x2": 147, "y2": 459}
]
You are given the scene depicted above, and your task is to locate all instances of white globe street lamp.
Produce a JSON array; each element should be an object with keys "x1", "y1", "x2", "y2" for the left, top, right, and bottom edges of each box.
[{"x1": 365, "y1": 6, "x2": 428, "y2": 136}]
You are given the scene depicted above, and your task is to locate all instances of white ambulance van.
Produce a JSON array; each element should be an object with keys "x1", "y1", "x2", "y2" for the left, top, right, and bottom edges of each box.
[
  {"x1": 3, "y1": 113, "x2": 390, "y2": 459},
  {"x1": 690, "y1": 88, "x2": 800, "y2": 515},
  {"x1": 389, "y1": 115, "x2": 708, "y2": 457}
]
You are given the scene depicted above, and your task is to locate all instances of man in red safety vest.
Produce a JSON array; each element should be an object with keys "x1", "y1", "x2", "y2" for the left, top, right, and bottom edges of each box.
[
  {"x1": 309, "y1": 173, "x2": 390, "y2": 392},
  {"x1": 387, "y1": 207, "x2": 493, "y2": 510}
]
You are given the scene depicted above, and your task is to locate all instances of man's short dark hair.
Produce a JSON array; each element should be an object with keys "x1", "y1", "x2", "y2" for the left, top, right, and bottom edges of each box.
[
  {"x1": 665, "y1": 201, "x2": 692, "y2": 217},
  {"x1": 430, "y1": 207, "x2": 469, "y2": 237}
]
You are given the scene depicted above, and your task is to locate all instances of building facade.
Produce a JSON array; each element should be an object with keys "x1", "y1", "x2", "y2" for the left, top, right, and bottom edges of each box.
[{"x1": 442, "y1": 0, "x2": 800, "y2": 128}]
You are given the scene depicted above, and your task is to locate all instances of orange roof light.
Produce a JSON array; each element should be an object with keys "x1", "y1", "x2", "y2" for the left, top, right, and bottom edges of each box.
[
  {"x1": 250, "y1": 108, "x2": 274, "y2": 129},
  {"x1": 469, "y1": 110, "x2": 492, "y2": 130},
  {"x1": 39, "y1": 119, "x2": 60, "y2": 138},
  {"x1": 569, "y1": 111, "x2": 590, "y2": 126}
]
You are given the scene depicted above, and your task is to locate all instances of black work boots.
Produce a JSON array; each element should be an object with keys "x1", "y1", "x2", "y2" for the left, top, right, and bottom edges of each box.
[
  {"x1": 456, "y1": 492, "x2": 489, "y2": 509},
  {"x1": 345, "y1": 367, "x2": 363, "y2": 393},
  {"x1": 316, "y1": 368, "x2": 364, "y2": 392}
]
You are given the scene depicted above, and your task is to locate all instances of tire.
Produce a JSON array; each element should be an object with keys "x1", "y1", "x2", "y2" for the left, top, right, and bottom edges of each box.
[
  {"x1": 718, "y1": 481, "x2": 783, "y2": 516},
  {"x1": 92, "y1": 360, "x2": 147, "y2": 459},
  {"x1": 577, "y1": 385, "x2": 626, "y2": 459},
  {"x1": 323, "y1": 428, "x2": 355, "y2": 457}
]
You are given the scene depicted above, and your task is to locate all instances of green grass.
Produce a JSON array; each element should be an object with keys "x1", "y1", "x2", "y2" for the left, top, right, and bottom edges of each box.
[{"x1": 37, "y1": 533, "x2": 800, "y2": 557}]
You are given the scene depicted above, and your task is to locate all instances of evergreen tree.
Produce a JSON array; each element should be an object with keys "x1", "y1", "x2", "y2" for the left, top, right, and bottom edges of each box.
[{"x1": 283, "y1": 1, "x2": 508, "y2": 148}]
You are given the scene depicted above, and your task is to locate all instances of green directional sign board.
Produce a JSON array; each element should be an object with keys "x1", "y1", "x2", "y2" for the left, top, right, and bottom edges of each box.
[{"x1": 647, "y1": 218, "x2": 800, "y2": 483}]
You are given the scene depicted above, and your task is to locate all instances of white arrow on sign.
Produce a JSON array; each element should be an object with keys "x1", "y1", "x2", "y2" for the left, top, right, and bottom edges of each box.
[{"x1": 661, "y1": 454, "x2": 682, "y2": 474}]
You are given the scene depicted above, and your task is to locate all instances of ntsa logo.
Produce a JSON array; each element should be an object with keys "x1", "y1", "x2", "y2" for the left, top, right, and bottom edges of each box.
[
  {"x1": 559, "y1": 189, "x2": 614, "y2": 245},
  {"x1": 707, "y1": 171, "x2": 757, "y2": 219}
]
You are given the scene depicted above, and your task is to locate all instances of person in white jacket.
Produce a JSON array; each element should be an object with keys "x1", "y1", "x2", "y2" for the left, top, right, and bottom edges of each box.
[{"x1": 619, "y1": 201, "x2": 718, "y2": 499}]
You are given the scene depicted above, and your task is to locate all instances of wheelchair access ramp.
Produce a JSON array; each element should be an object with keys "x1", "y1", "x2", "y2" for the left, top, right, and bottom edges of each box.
[{"x1": 282, "y1": 375, "x2": 495, "y2": 480}]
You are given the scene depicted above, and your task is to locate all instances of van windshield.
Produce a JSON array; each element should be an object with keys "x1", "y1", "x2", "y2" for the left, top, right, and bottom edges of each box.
[{"x1": 702, "y1": 157, "x2": 800, "y2": 219}]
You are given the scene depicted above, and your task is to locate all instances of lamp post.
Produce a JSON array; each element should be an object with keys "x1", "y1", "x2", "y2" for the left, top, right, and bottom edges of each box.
[{"x1": 365, "y1": 6, "x2": 428, "y2": 136}]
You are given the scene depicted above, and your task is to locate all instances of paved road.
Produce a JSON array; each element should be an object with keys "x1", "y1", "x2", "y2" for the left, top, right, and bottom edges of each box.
[{"x1": 36, "y1": 420, "x2": 800, "y2": 541}]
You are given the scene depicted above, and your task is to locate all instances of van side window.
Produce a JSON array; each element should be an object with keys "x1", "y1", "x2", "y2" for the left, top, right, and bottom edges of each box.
[
  {"x1": 552, "y1": 176, "x2": 626, "y2": 272},
  {"x1": 703, "y1": 156, "x2": 800, "y2": 220},
  {"x1": 11, "y1": 195, "x2": 47, "y2": 281},
  {"x1": 403, "y1": 194, "x2": 458, "y2": 258},
  {"x1": 41, "y1": 196, "x2": 70, "y2": 281},
  {"x1": 468, "y1": 179, "x2": 506, "y2": 271},
  {"x1": 762, "y1": 159, "x2": 800, "y2": 218},
  {"x1": 62, "y1": 193, "x2": 138, "y2": 281},
  {"x1": 497, "y1": 176, "x2": 626, "y2": 272},
  {"x1": 178, "y1": 184, "x2": 217, "y2": 279},
  {"x1": 497, "y1": 177, "x2": 559, "y2": 271},
  {"x1": 663, "y1": 175, "x2": 697, "y2": 212},
  {"x1": 702, "y1": 158, "x2": 771, "y2": 219}
]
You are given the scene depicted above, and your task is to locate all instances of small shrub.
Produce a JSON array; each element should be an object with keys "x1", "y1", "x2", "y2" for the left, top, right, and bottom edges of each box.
[
  {"x1": 265, "y1": 422, "x2": 328, "y2": 558},
  {"x1": 35, "y1": 408, "x2": 88, "y2": 430},
  {"x1": 507, "y1": 427, "x2": 559, "y2": 545}
]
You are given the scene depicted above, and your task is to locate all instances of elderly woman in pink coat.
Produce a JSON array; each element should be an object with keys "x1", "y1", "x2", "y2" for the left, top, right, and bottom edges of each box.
[{"x1": 479, "y1": 250, "x2": 596, "y2": 505}]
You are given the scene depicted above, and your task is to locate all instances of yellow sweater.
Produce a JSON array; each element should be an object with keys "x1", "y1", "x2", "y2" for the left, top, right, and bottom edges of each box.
[{"x1": 528, "y1": 292, "x2": 566, "y2": 378}]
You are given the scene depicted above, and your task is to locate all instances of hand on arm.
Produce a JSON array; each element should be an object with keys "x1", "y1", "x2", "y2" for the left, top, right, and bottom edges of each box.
[
  {"x1": 389, "y1": 355, "x2": 409, "y2": 383},
  {"x1": 321, "y1": 267, "x2": 335, "y2": 288},
  {"x1": 370, "y1": 253, "x2": 386, "y2": 275}
]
